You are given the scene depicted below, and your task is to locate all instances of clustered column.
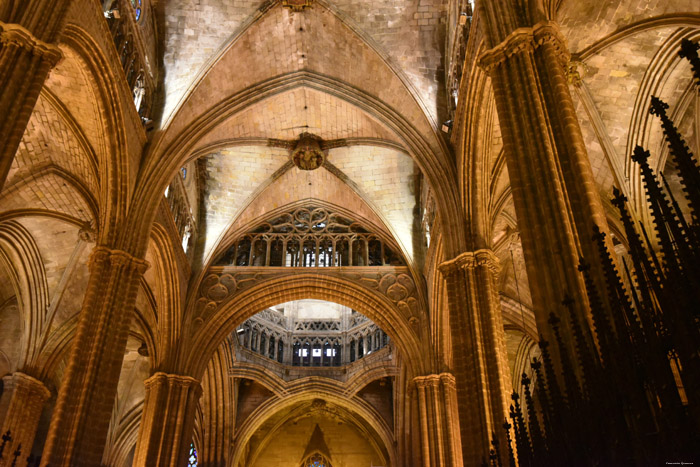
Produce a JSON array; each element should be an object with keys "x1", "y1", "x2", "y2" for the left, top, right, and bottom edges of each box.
[
  {"x1": 0, "y1": 372, "x2": 50, "y2": 460},
  {"x1": 440, "y1": 250, "x2": 511, "y2": 466},
  {"x1": 476, "y1": 4, "x2": 611, "y2": 341},
  {"x1": 414, "y1": 373, "x2": 463, "y2": 467},
  {"x1": 41, "y1": 247, "x2": 148, "y2": 466},
  {"x1": 0, "y1": 2, "x2": 70, "y2": 190},
  {"x1": 133, "y1": 372, "x2": 202, "y2": 467}
]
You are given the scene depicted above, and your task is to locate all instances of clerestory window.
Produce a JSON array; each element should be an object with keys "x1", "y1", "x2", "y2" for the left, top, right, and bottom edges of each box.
[{"x1": 214, "y1": 207, "x2": 405, "y2": 267}]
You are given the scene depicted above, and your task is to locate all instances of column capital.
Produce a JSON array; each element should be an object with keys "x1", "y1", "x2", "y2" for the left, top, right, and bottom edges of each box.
[
  {"x1": 0, "y1": 21, "x2": 62, "y2": 66},
  {"x1": 478, "y1": 20, "x2": 569, "y2": 73},
  {"x1": 89, "y1": 246, "x2": 150, "y2": 274},
  {"x1": 144, "y1": 372, "x2": 201, "y2": 392},
  {"x1": 2, "y1": 372, "x2": 51, "y2": 400},
  {"x1": 439, "y1": 249, "x2": 500, "y2": 276},
  {"x1": 413, "y1": 372, "x2": 456, "y2": 389}
]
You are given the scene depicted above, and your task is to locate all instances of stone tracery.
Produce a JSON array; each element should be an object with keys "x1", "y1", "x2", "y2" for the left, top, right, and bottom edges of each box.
[{"x1": 214, "y1": 206, "x2": 405, "y2": 268}]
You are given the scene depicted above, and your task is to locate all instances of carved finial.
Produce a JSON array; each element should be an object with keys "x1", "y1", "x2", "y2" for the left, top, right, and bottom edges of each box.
[
  {"x1": 649, "y1": 96, "x2": 670, "y2": 117},
  {"x1": 610, "y1": 186, "x2": 628, "y2": 208},
  {"x1": 631, "y1": 145, "x2": 651, "y2": 165}
]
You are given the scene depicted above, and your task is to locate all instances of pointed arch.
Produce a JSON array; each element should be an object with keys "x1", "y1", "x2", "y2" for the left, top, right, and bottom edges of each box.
[
  {"x1": 0, "y1": 220, "x2": 50, "y2": 371},
  {"x1": 58, "y1": 24, "x2": 141, "y2": 244},
  {"x1": 124, "y1": 2, "x2": 465, "y2": 261}
]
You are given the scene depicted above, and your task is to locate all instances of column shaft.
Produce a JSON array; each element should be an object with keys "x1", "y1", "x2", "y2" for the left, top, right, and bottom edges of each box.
[
  {"x1": 440, "y1": 250, "x2": 511, "y2": 466},
  {"x1": 414, "y1": 373, "x2": 464, "y2": 467},
  {"x1": 41, "y1": 247, "x2": 148, "y2": 466},
  {"x1": 477, "y1": 16, "x2": 611, "y2": 338},
  {"x1": 0, "y1": 372, "x2": 50, "y2": 462},
  {"x1": 133, "y1": 372, "x2": 202, "y2": 467}
]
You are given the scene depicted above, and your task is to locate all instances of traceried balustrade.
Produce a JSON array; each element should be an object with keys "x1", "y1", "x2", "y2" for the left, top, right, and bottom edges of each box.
[
  {"x1": 234, "y1": 308, "x2": 390, "y2": 368},
  {"x1": 214, "y1": 207, "x2": 405, "y2": 267}
]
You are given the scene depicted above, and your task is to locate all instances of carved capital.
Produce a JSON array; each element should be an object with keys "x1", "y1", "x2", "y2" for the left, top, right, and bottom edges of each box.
[
  {"x1": 439, "y1": 249, "x2": 500, "y2": 276},
  {"x1": 0, "y1": 21, "x2": 62, "y2": 66},
  {"x1": 439, "y1": 372, "x2": 457, "y2": 390},
  {"x1": 2, "y1": 372, "x2": 51, "y2": 401},
  {"x1": 413, "y1": 374, "x2": 442, "y2": 389},
  {"x1": 478, "y1": 21, "x2": 569, "y2": 73},
  {"x1": 89, "y1": 246, "x2": 150, "y2": 275},
  {"x1": 413, "y1": 372, "x2": 457, "y2": 390},
  {"x1": 144, "y1": 372, "x2": 201, "y2": 393}
]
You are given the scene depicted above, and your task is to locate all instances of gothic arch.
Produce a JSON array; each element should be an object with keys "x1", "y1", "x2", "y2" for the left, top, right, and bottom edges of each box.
[
  {"x1": 200, "y1": 198, "x2": 418, "y2": 286},
  {"x1": 35, "y1": 314, "x2": 78, "y2": 385},
  {"x1": 183, "y1": 273, "x2": 430, "y2": 379},
  {"x1": 0, "y1": 220, "x2": 49, "y2": 371},
  {"x1": 455, "y1": 38, "x2": 497, "y2": 249},
  {"x1": 59, "y1": 24, "x2": 141, "y2": 245},
  {"x1": 623, "y1": 28, "x2": 700, "y2": 213},
  {"x1": 576, "y1": 13, "x2": 700, "y2": 60},
  {"x1": 196, "y1": 166, "x2": 411, "y2": 265},
  {"x1": 102, "y1": 400, "x2": 143, "y2": 467},
  {"x1": 229, "y1": 360, "x2": 399, "y2": 400},
  {"x1": 124, "y1": 1, "x2": 465, "y2": 261},
  {"x1": 128, "y1": 71, "x2": 464, "y2": 256},
  {"x1": 230, "y1": 388, "x2": 394, "y2": 467},
  {"x1": 143, "y1": 222, "x2": 184, "y2": 370},
  {"x1": 0, "y1": 166, "x2": 99, "y2": 223}
]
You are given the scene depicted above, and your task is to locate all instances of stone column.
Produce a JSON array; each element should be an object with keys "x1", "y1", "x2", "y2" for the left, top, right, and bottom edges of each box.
[
  {"x1": 0, "y1": 2, "x2": 71, "y2": 191},
  {"x1": 414, "y1": 373, "x2": 464, "y2": 467},
  {"x1": 476, "y1": 5, "x2": 611, "y2": 340},
  {"x1": 440, "y1": 250, "x2": 511, "y2": 466},
  {"x1": 0, "y1": 372, "x2": 50, "y2": 460},
  {"x1": 132, "y1": 372, "x2": 202, "y2": 467},
  {"x1": 41, "y1": 247, "x2": 148, "y2": 467}
]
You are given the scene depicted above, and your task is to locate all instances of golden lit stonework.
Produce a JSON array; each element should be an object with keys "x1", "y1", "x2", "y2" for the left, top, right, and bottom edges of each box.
[{"x1": 281, "y1": 0, "x2": 313, "y2": 11}]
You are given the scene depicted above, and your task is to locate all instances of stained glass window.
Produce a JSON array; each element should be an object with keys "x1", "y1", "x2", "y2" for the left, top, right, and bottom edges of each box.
[
  {"x1": 181, "y1": 167, "x2": 187, "y2": 180},
  {"x1": 303, "y1": 453, "x2": 331, "y2": 467},
  {"x1": 187, "y1": 443, "x2": 198, "y2": 467},
  {"x1": 130, "y1": 0, "x2": 142, "y2": 21}
]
